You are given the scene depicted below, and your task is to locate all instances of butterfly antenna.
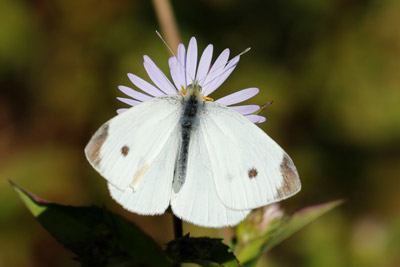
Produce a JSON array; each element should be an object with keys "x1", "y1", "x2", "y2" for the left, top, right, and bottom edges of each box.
[
  {"x1": 155, "y1": 30, "x2": 194, "y2": 85},
  {"x1": 200, "y1": 47, "x2": 251, "y2": 89},
  {"x1": 156, "y1": 30, "x2": 177, "y2": 58}
]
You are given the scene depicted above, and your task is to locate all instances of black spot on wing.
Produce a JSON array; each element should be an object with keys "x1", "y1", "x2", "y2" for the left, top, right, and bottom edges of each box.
[
  {"x1": 121, "y1": 145, "x2": 129, "y2": 156},
  {"x1": 248, "y1": 168, "x2": 258, "y2": 178}
]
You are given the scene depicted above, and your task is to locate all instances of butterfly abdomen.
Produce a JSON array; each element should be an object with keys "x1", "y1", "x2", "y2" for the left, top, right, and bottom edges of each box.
[{"x1": 174, "y1": 93, "x2": 201, "y2": 192}]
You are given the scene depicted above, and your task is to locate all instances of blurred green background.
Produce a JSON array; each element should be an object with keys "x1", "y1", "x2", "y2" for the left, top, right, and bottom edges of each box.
[{"x1": 1, "y1": 0, "x2": 400, "y2": 266}]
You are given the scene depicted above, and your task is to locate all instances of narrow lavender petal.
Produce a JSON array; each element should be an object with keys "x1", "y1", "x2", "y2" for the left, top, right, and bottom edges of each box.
[
  {"x1": 215, "y1": 87, "x2": 259, "y2": 105},
  {"x1": 186, "y1": 37, "x2": 198, "y2": 85},
  {"x1": 203, "y1": 56, "x2": 239, "y2": 96},
  {"x1": 169, "y1": 57, "x2": 183, "y2": 91},
  {"x1": 196, "y1": 44, "x2": 213, "y2": 84},
  {"x1": 177, "y1": 43, "x2": 187, "y2": 88},
  {"x1": 116, "y1": 97, "x2": 141, "y2": 107},
  {"x1": 230, "y1": 104, "x2": 260, "y2": 115},
  {"x1": 117, "y1": 108, "x2": 129, "y2": 114},
  {"x1": 143, "y1": 55, "x2": 177, "y2": 94},
  {"x1": 127, "y1": 73, "x2": 164, "y2": 97},
  {"x1": 118, "y1": 85, "x2": 152, "y2": 102},
  {"x1": 245, "y1": 115, "x2": 266, "y2": 123},
  {"x1": 202, "y1": 48, "x2": 230, "y2": 95}
]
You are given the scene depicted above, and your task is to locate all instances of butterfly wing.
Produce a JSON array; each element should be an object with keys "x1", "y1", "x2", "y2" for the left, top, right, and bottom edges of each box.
[
  {"x1": 200, "y1": 101, "x2": 301, "y2": 210},
  {"x1": 107, "y1": 131, "x2": 180, "y2": 215},
  {"x1": 170, "y1": 124, "x2": 250, "y2": 227},
  {"x1": 85, "y1": 95, "x2": 182, "y2": 214}
]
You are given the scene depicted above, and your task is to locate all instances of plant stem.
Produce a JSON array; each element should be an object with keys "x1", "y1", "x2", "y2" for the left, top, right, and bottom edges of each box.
[
  {"x1": 152, "y1": 0, "x2": 181, "y2": 54},
  {"x1": 172, "y1": 216, "x2": 183, "y2": 267},
  {"x1": 173, "y1": 215, "x2": 183, "y2": 239}
]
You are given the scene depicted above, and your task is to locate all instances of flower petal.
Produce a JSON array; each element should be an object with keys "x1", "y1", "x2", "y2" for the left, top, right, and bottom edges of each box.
[
  {"x1": 177, "y1": 43, "x2": 187, "y2": 88},
  {"x1": 196, "y1": 44, "x2": 213, "y2": 84},
  {"x1": 118, "y1": 85, "x2": 152, "y2": 102},
  {"x1": 116, "y1": 97, "x2": 141, "y2": 107},
  {"x1": 230, "y1": 104, "x2": 260, "y2": 115},
  {"x1": 203, "y1": 55, "x2": 239, "y2": 96},
  {"x1": 202, "y1": 48, "x2": 230, "y2": 96},
  {"x1": 169, "y1": 57, "x2": 185, "y2": 92},
  {"x1": 117, "y1": 108, "x2": 129, "y2": 114},
  {"x1": 186, "y1": 37, "x2": 198, "y2": 85},
  {"x1": 215, "y1": 87, "x2": 259, "y2": 106},
  {"x1": 245, "y1": 115, "x2": 266, "y2": 123},
  {"x1": 143, "y1": 55, "x2": 177, "y2": 94},
  {"x1": 127, "y1": 73, "x2": 164, "y2": 97}
]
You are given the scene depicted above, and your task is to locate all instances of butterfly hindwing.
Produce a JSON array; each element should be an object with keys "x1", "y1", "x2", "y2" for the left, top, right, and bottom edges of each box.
[
  {"x1": 170, "y1": 124, "x2": 251, "y2": 227},
  {"x1": 107, "y1": 129, "x2": 180, "y2": 214},
  {"x1": 200, "y1": 101, "x2": 301, "y2": 210},
  {"x1": 85, "y1": 95, "x2": 182, "y2": 214}
]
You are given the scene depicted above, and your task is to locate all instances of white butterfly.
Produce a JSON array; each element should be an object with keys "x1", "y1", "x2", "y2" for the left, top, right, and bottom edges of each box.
[{"x1": 85, "y1": 37, "x2": 301, "y2": 228}]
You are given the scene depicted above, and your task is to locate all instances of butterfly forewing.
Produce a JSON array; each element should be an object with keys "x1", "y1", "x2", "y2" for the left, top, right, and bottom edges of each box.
[
  {"x1": 200, "y1": 101, "x2": 301, "y2": 210},
  {"x1": 85, "y1": 95, "x2": 182, "y2": 214}
]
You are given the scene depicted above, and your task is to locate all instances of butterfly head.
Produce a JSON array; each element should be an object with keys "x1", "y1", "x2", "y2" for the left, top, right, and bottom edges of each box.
[
  {"x1": 183, "y1": 80, "x2": 213, "y2": 102},
  {"x1": 187, "y1": 80, "x2": 202, "y2": 93}
]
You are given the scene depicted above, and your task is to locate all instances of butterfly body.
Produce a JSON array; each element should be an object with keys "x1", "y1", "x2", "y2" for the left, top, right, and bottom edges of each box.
[{"x1": 175, "y1": 82, "x2": 203, "y2": 192}]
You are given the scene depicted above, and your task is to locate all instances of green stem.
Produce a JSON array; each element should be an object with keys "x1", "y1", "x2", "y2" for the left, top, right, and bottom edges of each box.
[
  {"x1": 172, "y1": 216, "x2": 183, "y2": 267},
  {"x1": 173, "y1": 215, "x2": 183, "y2": 239}
]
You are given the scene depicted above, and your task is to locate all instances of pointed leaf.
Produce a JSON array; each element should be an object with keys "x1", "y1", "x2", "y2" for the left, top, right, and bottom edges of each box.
[
  {"x1": 237, "y1": 200, "x2": 344, "y2": 267},
  {"x1": 11, "y1": 182, "x2": 170, "y2": 267}
]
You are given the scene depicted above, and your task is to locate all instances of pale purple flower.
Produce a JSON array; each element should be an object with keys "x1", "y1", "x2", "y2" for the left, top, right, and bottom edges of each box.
[
  {"x1": 259, "y1": 203, "x2": 284, "y2": 230},
  {"x1": 117, "y1": 37, "x2": 266, "y2": 123}
]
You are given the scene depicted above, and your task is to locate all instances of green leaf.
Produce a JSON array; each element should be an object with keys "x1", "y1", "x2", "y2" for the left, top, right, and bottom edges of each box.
[
  {"x1": 237, "y1": 200, "x2": 344, "y2": 267},
  {"x1": 165, "y1": 234, "x2": 240, "y2": 267},
  {"x1": 11, "y1": 181, "x2": 170, "y2": 267}
]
